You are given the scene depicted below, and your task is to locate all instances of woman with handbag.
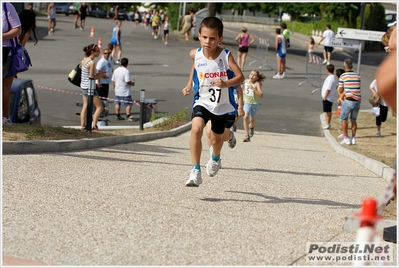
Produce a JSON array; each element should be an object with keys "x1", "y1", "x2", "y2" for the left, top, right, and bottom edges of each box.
[
  {"x1": 7, "y1": 8, "x2": 38, "y2": 78},
  {"x1": 2, "y1": 2, "x2": 21, "y2": 125},
  {"x1": 80, "y1": 44, "x2": 108, "y2": 131}
]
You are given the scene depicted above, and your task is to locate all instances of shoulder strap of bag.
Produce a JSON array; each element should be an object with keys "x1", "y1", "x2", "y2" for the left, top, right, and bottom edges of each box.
[{"x1": 3, "y1": 3, "x2": 18, "y2": 49}]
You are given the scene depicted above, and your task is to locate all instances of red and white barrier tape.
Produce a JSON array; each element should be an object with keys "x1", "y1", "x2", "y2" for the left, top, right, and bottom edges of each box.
[{"x1": 34, "y1": 84, "x2": 156, "y2": 109}]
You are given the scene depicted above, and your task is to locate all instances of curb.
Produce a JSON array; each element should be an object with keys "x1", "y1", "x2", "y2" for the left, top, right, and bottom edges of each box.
[
  {"x1": 319, "y1": 113, "x2": 396, "y2": 233},
  {"x1": 2, "y1": 122, "x2": 192, "y2": 155}
]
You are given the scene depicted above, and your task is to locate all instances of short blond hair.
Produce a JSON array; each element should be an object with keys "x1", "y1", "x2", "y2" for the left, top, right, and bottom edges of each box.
[{"x1": 241, "y1": 27, "x2": 247, "y2": 33}]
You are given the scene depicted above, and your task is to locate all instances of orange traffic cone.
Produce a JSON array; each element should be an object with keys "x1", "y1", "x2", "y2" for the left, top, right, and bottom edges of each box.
[
  {"x1": 353, "y1": 198, "x2": 383, "y2": 266},
  {"x1": 90, "y1": 26, "x2": 95, "y2": 37},
  {"x1": 334, "y1": 106, "x2": 341, "y2": 116},
  {"x1": 97, "y1": 37, "x2": 102, "y2": 50}
]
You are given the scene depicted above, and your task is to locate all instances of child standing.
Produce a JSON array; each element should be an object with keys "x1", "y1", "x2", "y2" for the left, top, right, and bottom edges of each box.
[
  {"x1": 110, "y1": 20, "x2": 122, "y2": 65},
  {"x1": 305, "y1": 37, "x2": 315, "y2": 63},
  {"x1": 182, "y1": 17, "x2": 244, "y2": 187},
  {"x1": 162, "y1": 15, "x2": 170, "y2": 45},
  {"x1": 242, "y1": 70, "x2": 265, "y2": 142},
  {"x1": 369, "y1": 79, "x2": 388, "y2": 137},
  {"x1": 321, "y1": 64, "x2": 338, "y2": 130}
]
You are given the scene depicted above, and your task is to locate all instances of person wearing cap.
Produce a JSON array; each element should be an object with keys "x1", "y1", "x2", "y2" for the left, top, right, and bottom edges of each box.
[{"x1": 235, "y1": 27, "x2": 255, "y2": 71}]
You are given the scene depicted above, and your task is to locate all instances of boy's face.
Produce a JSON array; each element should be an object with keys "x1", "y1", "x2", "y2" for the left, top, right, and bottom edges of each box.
[{"x1": 199, "y1": 27, "x2": 223, "y2": 52}]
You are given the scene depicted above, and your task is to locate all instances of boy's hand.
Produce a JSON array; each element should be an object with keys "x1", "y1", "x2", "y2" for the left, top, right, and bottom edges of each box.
[
  {"x1": 238, "y1": 106, "x2": 244, "y2": 117},
  {"x1": 182, "y1": 86, "x2": 191, "y2": 96},
  {"x1": 214, "y1": 78, "x2": 227, "y2": 88}
]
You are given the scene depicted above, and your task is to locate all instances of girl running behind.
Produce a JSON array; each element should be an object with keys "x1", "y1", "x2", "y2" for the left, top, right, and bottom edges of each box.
[{"x1": 242, "y1": 70, "x2": 265, "y2": 142}]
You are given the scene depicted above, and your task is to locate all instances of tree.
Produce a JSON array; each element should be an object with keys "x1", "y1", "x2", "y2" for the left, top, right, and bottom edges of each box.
[{"x1": 207, "y1": 3, "x2": 222, "y2": 17}]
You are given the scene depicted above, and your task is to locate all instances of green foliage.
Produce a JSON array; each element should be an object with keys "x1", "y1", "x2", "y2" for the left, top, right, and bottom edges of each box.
[
  {"x1": 25, "y1": 127, "x2": 45, "y2": 137},
  {"x1": 363, "y1": 3, "x2": 386, "y2": 31},
  {"x1": 153, "y1": 108, "x2": 189, "y2": 130}
]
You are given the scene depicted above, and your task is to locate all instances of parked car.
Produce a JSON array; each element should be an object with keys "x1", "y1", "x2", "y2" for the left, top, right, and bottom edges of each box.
[
  {"x1": 90, "y1": 6, "x2": 108, "y2": 18},
  {"x1": 55, "y1": 2, "x2": 71, "y2": 16},
  {"x1": 191, "y1": 8, "x2": 222, "y2": 40},
  {"x1": 9, "y1": 79, "x2": 41, "y2": 125},
  {"x1": 110, "y1": 9, "x2": 129, "y2": 21},
  {"x1": 385, "y1": 13, "x2": 397, "y2": 31}
]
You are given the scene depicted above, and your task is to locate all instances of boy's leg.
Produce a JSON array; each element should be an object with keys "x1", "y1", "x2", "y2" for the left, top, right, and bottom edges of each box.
[{"x1": 190, "y1": 116, "x2": 205, "y2": 166}]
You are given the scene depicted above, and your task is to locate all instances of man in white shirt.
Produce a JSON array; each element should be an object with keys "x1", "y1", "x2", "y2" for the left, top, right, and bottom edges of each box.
[
  {"x1": 112, "y1": 58, "x2": 135, "y2": 121},
  {"x1": 321, "y1": 64, "x2": 338, "y2": 130},
  {"x1": 317, "y1": 24, "x2": 335, "y2": 65}
]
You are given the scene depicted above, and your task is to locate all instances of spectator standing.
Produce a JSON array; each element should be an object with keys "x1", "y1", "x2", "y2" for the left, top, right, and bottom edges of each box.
[
  {"x1": 337, "y1": 59, "x2": 361, "y2": 145},
  {"x1": 4, "y1": 9, "x2": 37, "y2": 78},
  {"x1": 47, "y1": 2, "x2": 56, "y2": 35},
  {"x1": 112, "y1": 58, "x2": 135, "y2": 121},
  {"x1": 181, "y1": 11, "x2": 192, "y2": 41},
  {"x1": 273, "y1": 28, "x2": 287, "y2": 79},
  {"x1": 78, "y1": 2, "x2": 88, "y2": 31},
  {"x1": 369, "y1": 79, "x2": 388, "y2": 137},
  {"x1": 235, "y1": 27, "x2": 255, "y2": 71},
  {"x1": 281, "y1": 22, "x2": 290, "y2": 48},
  {"x1": 317, "y1": 24, "x2": 335, "y2": 65},
  {"x1": 73, "y1": 2, "x2": 80, "y2": 28},
  {"x1": 2, "y1": 2, "x2": 21, "y2": 125},
  {"x1": 96, "y1": 48, "x2": 113, "y2": 99},
  {"x1": 305, "y1": 37, "x2": 315, "y2": 62},
  {"x1": 110, "y1": 20, "x2": 122, "y2": 65},
  {"x1": 79, "y1": 44, "x2": 108, "y2": 131},
  {"x1": 320, "y1": 64, "x2": 338, "y2": 130},
  {"x1": 113, "y1": 5, "x2": 119, "y2": 21},
  {"x1": 242, "y1": 70, "x2": 265, "y2": 142}
]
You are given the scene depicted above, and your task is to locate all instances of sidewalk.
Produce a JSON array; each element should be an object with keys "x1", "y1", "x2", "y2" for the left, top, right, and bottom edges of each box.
[{"x1": 2, "y1": 117, "x2": 396, "y2": 266}]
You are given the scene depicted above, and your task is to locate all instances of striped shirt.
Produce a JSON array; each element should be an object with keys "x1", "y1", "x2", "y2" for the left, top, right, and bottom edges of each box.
[
  {"x1": 339, "y1": 71, "x2": 361, "y2": 101},
  {"x1": 80, "y1": 60, "x2": 93, "y2": 89}
]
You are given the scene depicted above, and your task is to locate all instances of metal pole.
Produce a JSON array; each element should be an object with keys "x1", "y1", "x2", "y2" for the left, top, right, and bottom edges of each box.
[
  {"x1": 357, "y1": 40, "x2": 362, "y2": 75},
  {"x1": 85, "y1": 78, "x2": 95, "y2": 131},
  {"x1": 177, "y1": 2, "x2": 182, "y2": 31},
  {"x1": 139, "y1": 89, "x2": 145, "y2": 131}
]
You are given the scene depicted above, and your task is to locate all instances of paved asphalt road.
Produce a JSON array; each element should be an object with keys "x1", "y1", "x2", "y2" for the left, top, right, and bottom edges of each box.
[{"x1": 19, "y1": 14, "x2": 387, "y2": 137}]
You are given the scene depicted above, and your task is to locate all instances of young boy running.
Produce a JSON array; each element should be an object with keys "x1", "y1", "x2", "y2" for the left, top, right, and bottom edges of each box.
[{"x1": 182, "y1": 17, "x2": 244, "y2": 187}]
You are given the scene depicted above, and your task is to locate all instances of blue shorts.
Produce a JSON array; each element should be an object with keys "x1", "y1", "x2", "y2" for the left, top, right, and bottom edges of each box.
[
  {"x1": 114, "y1": 95, "x2": 133, "y2": 106},
  {"x1": 340, "y1": 99, "x2": 361, "y2": 121},
  {"x1": 277, "y1": 51, "x2": 286, "y2": 58},
  {"x1": 80, "y1": 87, "x2": 99, "y2": 97},
  {"x1": 243, "y1": 102, "x2": 259, "y2": 118}
]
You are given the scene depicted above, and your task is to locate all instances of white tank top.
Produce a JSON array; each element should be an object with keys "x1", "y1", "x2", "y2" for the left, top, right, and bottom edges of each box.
[{"x1": 192, "y1": 47, "x2": 236, "y2": 115}]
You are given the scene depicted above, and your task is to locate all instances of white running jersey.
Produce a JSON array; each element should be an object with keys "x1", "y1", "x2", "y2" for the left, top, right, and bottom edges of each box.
[{"x1": 192, "y1": 47, "x2": 236, "y2": 115}]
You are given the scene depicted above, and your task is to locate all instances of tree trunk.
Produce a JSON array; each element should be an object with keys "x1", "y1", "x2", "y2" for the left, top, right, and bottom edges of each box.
[{"x1": 207, "y1": 3, "x2": 222, "y2": 17}]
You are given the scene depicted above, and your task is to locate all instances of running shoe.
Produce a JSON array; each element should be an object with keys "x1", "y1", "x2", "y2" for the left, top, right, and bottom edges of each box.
[
  {"x1": 185, "y1": 169, "x2": 202, "y2": 187},
  {"x1": 340, "y1": 137, "x2": 351, "y2": 145},
  {"x1": 227, "y1": 130, "x2": 237, "y2": 149},
  {"x1": 243, "y1": 135, "x2": 251, "y2": 142},
  {"x1": 92, "y1": 125, "x2": 99, "y2": 131},
  {"x1": 205, "y1": 159, "x2": 221, "y2": 177}
]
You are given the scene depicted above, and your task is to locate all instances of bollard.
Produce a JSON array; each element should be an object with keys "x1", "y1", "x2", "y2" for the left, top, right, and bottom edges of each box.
[
  {"x1": 353, "y1": 197, "x2": 382, "y2": 266},
  {"x1": 139, "y1": 89, "x2": 145, "y2": 131},
  {"x1": 85, "y1": 77, "x2": 96, "y2": 132}
]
